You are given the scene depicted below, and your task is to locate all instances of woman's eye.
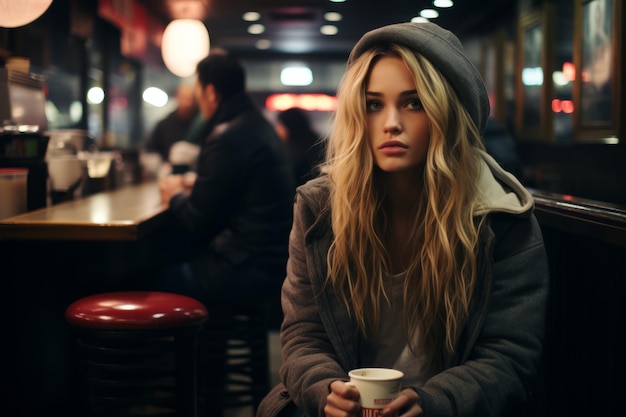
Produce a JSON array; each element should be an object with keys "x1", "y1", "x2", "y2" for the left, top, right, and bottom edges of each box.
[
  {"x1": 366, "y1": 100, "x2": 382, "y2": 112},
  {"x1": 406, "y1": 99, "x2": 423, "y2": 110}
]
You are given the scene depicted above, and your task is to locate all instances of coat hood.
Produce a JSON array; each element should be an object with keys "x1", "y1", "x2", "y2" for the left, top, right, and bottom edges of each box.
[{"x1": 475, "y1": 150, "x2": 533, "y2": 216}]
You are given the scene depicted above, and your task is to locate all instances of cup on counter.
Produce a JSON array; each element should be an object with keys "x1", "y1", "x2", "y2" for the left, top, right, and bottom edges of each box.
[
  {"x1": 0, "y1": 168, "x2": 28, "y2": 219},
  {"x1": 47, "y1": 156, "x2": 85, "y2": 192},
  {"x1": 348, "y1": 368, "x2": 404, "y2": 417},
  {"x1": 168, "y1": 140, "x2": 199, "y2": 175},
  {"x1": 47, "y1": 156, "x2": 85, "y2": 204}
]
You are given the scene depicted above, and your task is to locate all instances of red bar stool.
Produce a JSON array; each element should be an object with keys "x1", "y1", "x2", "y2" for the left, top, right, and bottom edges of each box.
[{"x1": 65, "y1": 291, "x2": 208, "y2": 417}]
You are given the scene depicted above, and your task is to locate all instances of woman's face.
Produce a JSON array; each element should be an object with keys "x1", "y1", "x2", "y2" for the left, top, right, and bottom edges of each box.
[{"x1": 366, "y1": 56, "x2": 431, "y2": 173}]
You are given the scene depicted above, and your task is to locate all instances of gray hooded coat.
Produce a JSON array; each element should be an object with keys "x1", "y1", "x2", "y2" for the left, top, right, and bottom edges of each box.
[{"x1": 257, "y1": 151, "x2": 549, "y2": 417}]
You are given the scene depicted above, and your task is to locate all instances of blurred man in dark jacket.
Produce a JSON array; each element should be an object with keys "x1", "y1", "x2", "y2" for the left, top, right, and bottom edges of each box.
[
  {"x1": 157, "y1": 54, "x2": 294, "y2": 414},
  {"x1": 158, "y1": 53, "x2": 294, "y2": 305}
]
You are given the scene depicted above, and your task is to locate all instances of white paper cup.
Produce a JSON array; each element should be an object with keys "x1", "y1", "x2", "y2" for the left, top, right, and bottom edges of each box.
[{"x1": 349, "y1": 368, "x2": 404, "y2": 417}]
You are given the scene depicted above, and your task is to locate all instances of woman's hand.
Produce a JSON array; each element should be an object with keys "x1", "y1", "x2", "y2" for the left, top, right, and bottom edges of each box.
[
  {"x1": 325, "y1": 380, "x2": 361, "y2": 417},
  {"x1": 381, "y1": 388, "x2": 423, "y2": 417},
  {"x1": 325, "y1": 382, "x2": 423, "y2": 417}
]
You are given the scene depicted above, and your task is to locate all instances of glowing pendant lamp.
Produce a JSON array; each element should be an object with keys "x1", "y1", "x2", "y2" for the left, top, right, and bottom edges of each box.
[
  {"x1": 0, "y1": 0, "x2": 53, "y2": 28},
  {"x1": 161, "y1": 19, "x2": 210, "y2": 78}
]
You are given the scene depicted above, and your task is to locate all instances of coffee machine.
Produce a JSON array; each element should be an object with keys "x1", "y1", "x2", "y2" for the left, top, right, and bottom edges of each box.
[{"x1": 0, "y1": 68, "x2": 49, "y2": 211}]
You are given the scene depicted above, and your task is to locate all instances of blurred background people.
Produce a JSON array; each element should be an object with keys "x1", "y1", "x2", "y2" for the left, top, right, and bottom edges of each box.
[
  {"x1": 157, "y1": 52, "x2": 294, "y2": 415},
  {"x1": 157, "y1": 51, "x2": 294, "y2": 308},
  {"x1": 144, "y1": 83, "x2": 200, "y2": 162},
  {"x1": 275, "y1": 107, "x2": 326, "y2": 187}
]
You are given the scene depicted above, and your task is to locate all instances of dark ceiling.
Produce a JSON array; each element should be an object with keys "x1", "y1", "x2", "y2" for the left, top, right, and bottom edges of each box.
[{"x1": 138, "y1": 0, "x2": 518, "y2": 59}]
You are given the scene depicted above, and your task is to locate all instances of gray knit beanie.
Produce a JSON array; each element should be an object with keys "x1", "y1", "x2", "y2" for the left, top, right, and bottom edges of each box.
[{"x1": 348, "y1": 22, "x2": 490, "y2": 133}]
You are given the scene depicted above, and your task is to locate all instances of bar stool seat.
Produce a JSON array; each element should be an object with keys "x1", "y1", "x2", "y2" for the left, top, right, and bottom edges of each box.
[
  {"x1": 65, "y1": 291, "x2": 208, "y2": 417},
  {"x1": 66, "y1": 291, "x2": 208, "y2": 330}
]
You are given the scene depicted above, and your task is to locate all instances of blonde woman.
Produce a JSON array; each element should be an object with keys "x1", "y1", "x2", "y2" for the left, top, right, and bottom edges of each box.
[{"x1": 258, "y1": 22, "x2": 548, "y2": 417}]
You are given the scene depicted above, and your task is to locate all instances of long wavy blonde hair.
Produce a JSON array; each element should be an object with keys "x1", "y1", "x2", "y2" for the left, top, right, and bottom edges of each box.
[{"x1": 325, "y1": 44, "x2": 487, "y2": 363}]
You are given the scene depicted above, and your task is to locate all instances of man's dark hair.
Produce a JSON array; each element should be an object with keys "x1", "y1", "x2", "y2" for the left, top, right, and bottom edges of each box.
[{"x1": 196, "y1": 53, "x2": 246, "y2": 99}]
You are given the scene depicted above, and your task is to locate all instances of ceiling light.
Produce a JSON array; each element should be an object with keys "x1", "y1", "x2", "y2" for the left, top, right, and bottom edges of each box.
[
  {"x1": 411, "y1": 16, "x2": 430, "y2": 23},
  {"x1": 142, "y1": 87, "x2": 168, "y2": 107},
  {"x1": 0, "y1": 0, "x2": 53, "y2": 28},
  {"x1": 87, "y1": 87, "x2": 105, "y2": 105},
  {"x1": 324, "y1": 12, "x2": 342, "y2": 22},
  {"x1": 434, "y1": 0, "x2": 454, "y2": 8},
  {"x1": 248, "y1": 23, "x2": 265, "y2": 34},
  {"x1": 278, "y1": 39, "x2": 314, "y2": 54},
  {"x1": 280, "y1": 66, "x2": 313, "y2": 87},
  {"x1": 242, "y1": 11, "x2": 261, "y2": 21},
  {"x1": 329, "y1": 0, "x2": 346, "y2": 3},
  {"x1": 161, "y1": 19, "x2": 210, "y2": 78},
  {"x1": 255, "y1": 39, "x2": 272, "y2": 50},
  {"x1": 320, "y1": 25, "x2": 338, "y2": 35},
  {"x1": 419, "y1": 9, "x2": 439, "y2": 19}
]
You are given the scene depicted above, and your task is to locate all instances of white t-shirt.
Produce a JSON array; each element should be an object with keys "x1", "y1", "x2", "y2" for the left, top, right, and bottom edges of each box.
[{"x1": 359, "y1": 271, "x2": 439, "y2": 388}]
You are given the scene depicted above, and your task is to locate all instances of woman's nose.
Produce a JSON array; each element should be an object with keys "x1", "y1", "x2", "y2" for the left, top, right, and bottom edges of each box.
[{"x1": 383, "y1": 108, "x2": 402, "y2": 134}]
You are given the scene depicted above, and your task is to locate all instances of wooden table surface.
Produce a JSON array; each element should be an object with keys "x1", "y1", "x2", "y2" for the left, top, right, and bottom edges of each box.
[{"x1": 0, "y1": 182, "x2": 168, "y2": 241}]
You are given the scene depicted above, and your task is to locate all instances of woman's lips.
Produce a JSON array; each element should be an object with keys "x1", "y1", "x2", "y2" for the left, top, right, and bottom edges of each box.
[{"x1": 378, "y1": 140, "x2": 408, "y2": 155}]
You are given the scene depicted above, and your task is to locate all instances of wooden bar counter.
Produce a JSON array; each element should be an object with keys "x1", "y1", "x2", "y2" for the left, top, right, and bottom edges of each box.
[
  {"x1": 0, "y1": 182, "x2": 168, "y2": 241},
  {"x1": 1, "y1": 182, "x2": 172, "y2": 417}
]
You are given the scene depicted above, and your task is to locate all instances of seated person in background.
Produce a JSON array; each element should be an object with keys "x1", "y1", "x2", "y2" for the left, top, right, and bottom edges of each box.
[
  {"x1": 158, "y1": 52, "x2": 295, "y2": 414},
  {"x1": 144, "y1": 83, "x2": 199, "y2": 162},
  {"x1": 275, "y1": 107, "x2": 326, "y2": 187},
  {"x1": 158, "y1": 52, "x2": 294, "y2": 308},
  {"x1": 258, "y1": 22, "x2": 549, "y2": 417}
]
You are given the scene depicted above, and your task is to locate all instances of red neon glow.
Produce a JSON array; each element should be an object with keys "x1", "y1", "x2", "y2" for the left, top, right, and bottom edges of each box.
[
  {"x1": 562, "y1": 62, "x2": 576, "y2": 81},
  {"x1": 551, "y1": 99, "x2": 575, "y2": 114},
  {"x1": 265, "y1": 94, "x2": 337, "y2": 112},
  {"x1": 561, "y1": 100, "x2": 574, "y2": 114}
]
